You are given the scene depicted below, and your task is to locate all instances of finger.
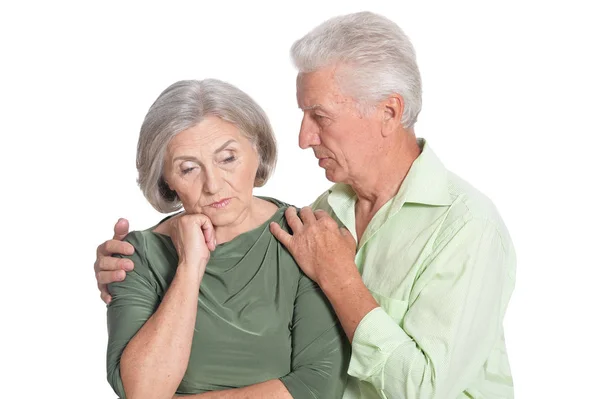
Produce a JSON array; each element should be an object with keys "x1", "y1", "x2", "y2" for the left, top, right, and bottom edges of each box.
[
  {"x1": 198, "y1": 216, "x2": 216, "y2": 251},
  {"x1": 96, "y1": 269, "x2": 126, "y2": 285},
  {"x1": 340, "y1": 227, "x2": 357, "y2": 247},
  {"x1": 96, "y1": 255, "x2": 134, "y2": 273},
  {"x1": 299, "y1": 207, "x2": 316, "y2": 225},
  {"x1": 315, "y1": 210, "x2": 338, "y2": 230},
  {"x1": 284, "y1": 207, "x2": 304, "y2": 233},
  {"x1": 314, "y1": 209, "x2": 330, "y2": 220},
  {"x1": 113, "y1": 218, "x2": 130, "y2": 240},
  {"x1": 270, "y1": 222, "x2": 294, "y2": 249},
  {"x1": 100, "y1": 286, "x2": 112, "y2": 305},
  {"x1": 98, "y1": 239, "x2": 135, "y2": 257}
]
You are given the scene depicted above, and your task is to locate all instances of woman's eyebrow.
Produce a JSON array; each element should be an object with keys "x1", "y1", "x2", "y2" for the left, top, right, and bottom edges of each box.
[
  {"x1": 173, "y1": 155, "x2": 200, "y2": 163},
  {"x1": 172, "y1": 139, "x2": 237, "y2": 163},
  {"x1": 214, "y1": 139, "x2": 236, "y2": 154}
]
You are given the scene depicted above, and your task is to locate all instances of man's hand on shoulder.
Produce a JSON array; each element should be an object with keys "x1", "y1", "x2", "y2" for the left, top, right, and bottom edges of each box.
[{"x1": 94, "y1": 218, "x2": 134, "y2": 304}]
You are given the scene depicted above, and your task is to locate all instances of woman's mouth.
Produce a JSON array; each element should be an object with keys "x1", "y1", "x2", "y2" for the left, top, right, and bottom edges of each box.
[{"x1": 209, "y1": 198, "x2": 231, "y2": 209}]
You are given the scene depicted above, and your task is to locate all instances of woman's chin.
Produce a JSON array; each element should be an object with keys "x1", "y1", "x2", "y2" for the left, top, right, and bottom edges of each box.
[{"x1": 202, "y1": 207, "x2": 237, "y2": 226}]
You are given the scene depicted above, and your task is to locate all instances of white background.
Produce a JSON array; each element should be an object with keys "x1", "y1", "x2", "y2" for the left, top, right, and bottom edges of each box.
[{"x1": 1, "y1": 1, "x2": 598, "y2": 397}]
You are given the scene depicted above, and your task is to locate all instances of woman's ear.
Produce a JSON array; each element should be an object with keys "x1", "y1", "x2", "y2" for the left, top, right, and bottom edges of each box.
[{"x1": 158, "y1": 176, "x2": 178, "y2": 202}]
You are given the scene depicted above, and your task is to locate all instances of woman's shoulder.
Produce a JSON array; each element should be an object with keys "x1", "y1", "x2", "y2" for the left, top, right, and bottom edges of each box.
[
  {"x1": 114, "y1": 229, "x2": 177, "y2": 290},
  {"x1": 119, "y1": 229, "x2": 176, "y2": 267},
  {"x1": 121, "y1": 229, "x2": 162, "y2": 252},
  {"x1": 257, "y1": 196, "x2": 299, "y2": 211}
]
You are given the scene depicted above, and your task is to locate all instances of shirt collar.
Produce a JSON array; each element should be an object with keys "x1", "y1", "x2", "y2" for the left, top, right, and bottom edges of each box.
[
  {"x1": 400, "y1": 138, "x2": 452, "y2": 206},
  {"x1": 327, "y1": 138, "x2": 452, "y2": 213},
  {"x1": 326, "y1": 139, "x2": 451, "y2": 248}
]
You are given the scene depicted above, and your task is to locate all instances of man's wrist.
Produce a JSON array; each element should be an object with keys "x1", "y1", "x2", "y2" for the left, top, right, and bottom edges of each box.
[{"x1": 319, "y1": 262, "x2": 362, "y2": 297}]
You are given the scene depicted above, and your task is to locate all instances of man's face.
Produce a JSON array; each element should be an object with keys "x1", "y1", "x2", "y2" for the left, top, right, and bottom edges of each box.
[{"x1": 296, "y1": 65, "x2": 383, "y2": 184}]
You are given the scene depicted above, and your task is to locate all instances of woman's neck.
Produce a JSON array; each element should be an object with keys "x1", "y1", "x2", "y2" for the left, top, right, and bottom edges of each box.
[{"x1": 214, "y1": 197, "x2": 278, "y2": 244}]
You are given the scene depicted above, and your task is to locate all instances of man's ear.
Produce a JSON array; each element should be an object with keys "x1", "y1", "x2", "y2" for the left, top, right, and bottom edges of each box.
[{"x1": 381, "y1": 94, "x2": 404, "y2": 137}]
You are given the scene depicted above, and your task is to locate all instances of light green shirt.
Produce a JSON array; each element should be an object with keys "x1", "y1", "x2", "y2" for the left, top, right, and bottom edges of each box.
[{"x1": 312, "y1": 139, "x2": 516, "y2": 399}]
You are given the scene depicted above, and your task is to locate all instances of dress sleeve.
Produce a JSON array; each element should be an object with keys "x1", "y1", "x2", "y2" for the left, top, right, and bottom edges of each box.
[
  {"x1": 280, "y1": 273, "x2": 350, "y2": 399},
  {"x1": 106, "y1": 232, "x2": 161, "y2": 399}
]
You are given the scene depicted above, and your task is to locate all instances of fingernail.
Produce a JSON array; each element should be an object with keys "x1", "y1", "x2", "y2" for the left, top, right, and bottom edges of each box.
[
  {"x1": 123, "y1": 260, "x2": 134, "y2": 271},
  {"x1": 213, "y1": 238, "x2": 217, "y2": 248}
]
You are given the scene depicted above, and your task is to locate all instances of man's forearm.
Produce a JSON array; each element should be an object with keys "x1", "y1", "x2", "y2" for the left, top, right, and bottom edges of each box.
[
  {"x1": 121, "y1": 265, "x2": 203, "y2": 399},
  {"x1": 320, "y1": 267, "x2": 379, "y2": 342},
  {"x1": 175, "y1": 379, "x2": 292, "y2": 399}
]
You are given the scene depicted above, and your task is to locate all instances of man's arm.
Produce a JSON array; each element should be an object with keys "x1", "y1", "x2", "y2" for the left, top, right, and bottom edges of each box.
[
  {"x1": 341, "y1": 219, "x2": 514, "y2": 397},
  {"x1": 272, "y1": 209, "x2": 515, "y2": 398}
]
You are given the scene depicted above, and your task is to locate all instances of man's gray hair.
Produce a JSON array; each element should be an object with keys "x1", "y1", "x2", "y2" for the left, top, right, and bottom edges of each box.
[
  {"x1": 137, "y1": 79, "x2": 277, "y2": 213},
  {"x1": 291, "y1": 11, "x2": 422, "y2": 128}
]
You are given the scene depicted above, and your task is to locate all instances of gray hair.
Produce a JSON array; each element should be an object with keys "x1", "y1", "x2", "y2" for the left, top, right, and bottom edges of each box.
[
  {"x1": 137, "y1": 79, "x2": 277, "y2": 213},
  {"x1": 291, "y1": 11, "x2": 422, "y2": 128}
]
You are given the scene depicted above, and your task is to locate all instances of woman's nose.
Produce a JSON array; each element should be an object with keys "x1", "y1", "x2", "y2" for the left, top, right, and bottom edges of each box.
[{"x1": 203, "y1": 168, "x2": 223, "y2": 194}]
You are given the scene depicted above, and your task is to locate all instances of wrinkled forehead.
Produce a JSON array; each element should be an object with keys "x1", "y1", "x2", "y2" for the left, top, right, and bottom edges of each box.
[
  {"x1": 296, "y1": 71, "x2": 358, "y2": 112},
  {"x1": 296, "y1": 68, "x2": 344, "y2": 107},
  {"x1": 166, "y1": 117, "x2": 246, "y2": 154}
]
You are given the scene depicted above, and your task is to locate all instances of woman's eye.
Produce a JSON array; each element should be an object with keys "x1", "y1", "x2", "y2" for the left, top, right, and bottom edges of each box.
[
  {"x1": 182, "y1": 167, "x2": 196, "y2": 175},
  {"x1": 223, "y1": 156, "x2": 236, "y2": 163}
]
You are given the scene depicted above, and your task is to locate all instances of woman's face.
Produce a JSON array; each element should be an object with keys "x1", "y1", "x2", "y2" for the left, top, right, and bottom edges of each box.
[{"x1": 163, "y1": 116, "x2": 260, "y2": 227}]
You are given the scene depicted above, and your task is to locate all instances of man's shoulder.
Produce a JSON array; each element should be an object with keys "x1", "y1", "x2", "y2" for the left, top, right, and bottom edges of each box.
[
  {"x1": 310, "y1": 186, "x2": 335, "y2": 212},
  {"x1": 442, "y1": 171, "x2": 512, "y2": 242}
]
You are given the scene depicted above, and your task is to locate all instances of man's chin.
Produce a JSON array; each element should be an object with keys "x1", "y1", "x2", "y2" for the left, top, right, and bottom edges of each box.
[{"x1": 324, "y1": 167, "x2": 343, "y2": 183}]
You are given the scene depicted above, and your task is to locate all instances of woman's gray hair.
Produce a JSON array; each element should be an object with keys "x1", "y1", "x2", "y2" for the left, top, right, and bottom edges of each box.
[
  {"x1": 137, "y1": 79, "x2": 277, "y2": 213},
  {"x1": 291, "y1": 11, "x2": 422, "y2": 128}
]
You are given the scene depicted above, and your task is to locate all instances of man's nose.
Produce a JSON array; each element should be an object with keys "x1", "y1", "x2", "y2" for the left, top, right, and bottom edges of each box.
[{"x1": 298, "y1": 115, "x2": 320, "y2": 149}]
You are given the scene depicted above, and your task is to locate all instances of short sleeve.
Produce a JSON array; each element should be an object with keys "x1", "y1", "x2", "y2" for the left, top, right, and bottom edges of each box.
[{"x1": 106, "y1": 232, "x2": 161, "y2": 399}]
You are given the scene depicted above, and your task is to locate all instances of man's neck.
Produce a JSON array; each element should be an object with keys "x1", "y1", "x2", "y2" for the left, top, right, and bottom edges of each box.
[{"x1": 352, "y1": 134, "x2": 421, "y2": 217}]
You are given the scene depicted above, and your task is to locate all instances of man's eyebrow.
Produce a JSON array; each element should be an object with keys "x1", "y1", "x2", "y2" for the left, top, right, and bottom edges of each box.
[
  {"x1": 300, "y1": 104, "x2": 333, "y2": 117},
  {"x1": 300, "y1": 104, "x2": 323, "y2": 111}
]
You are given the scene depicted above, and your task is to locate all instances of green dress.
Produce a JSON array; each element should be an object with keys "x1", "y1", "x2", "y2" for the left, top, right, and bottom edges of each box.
[{"x1": 106, "y1": 198, "x2": 349, "y2": 398}]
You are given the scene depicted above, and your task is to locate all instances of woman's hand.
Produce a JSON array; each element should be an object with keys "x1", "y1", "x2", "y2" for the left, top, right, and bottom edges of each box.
[{"x1": 169, "y1": 213, "x2": 216, "y2": 279}]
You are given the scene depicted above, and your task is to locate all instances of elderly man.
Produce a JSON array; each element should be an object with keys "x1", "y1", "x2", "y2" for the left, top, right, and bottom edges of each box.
[{"x1": 95, "y1": 11, "x2": 515, "y2": 399}]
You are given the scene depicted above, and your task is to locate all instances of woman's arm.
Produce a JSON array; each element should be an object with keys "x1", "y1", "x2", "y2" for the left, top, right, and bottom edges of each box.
[
  {"x1": 118, "y1": 264, "x2": 202, "y2": 399},
  {"x1": 107, "y1": 215, "x2": 212, "y2": 399},
  {"x1": 174, "y1": 380, "x2": 291, "y2": 398},
  {"x1": 278, "y1": 273, "x2": 350, "y2": 398}
]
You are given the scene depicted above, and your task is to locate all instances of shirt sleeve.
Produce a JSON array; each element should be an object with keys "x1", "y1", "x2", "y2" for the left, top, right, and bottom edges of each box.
[
  {"x1": 347, "y1": 218, "x2": 516, "y2": 398},
  {"x1": 280, "y1": 273, "x2": 350, "y2": 399},
  {"x1": 106, "y1": 232, "x2": 160, "y2": 399}
]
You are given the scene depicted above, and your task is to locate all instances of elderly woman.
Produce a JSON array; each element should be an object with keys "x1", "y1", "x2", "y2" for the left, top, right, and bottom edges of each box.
[{"x1": 106, "y1": 79, "x2": 348, "y2": 399}]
